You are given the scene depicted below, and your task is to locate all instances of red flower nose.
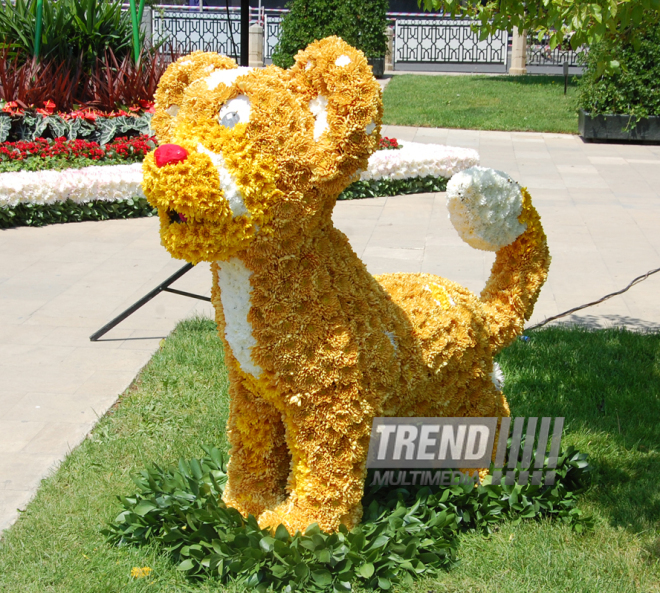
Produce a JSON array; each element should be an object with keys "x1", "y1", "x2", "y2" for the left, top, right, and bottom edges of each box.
[{"x1": 154, "y1": 144, "x2": 188, "y2": 168}]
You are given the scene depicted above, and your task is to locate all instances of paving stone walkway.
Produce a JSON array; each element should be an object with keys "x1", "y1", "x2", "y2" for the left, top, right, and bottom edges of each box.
[{"x1": 1, "y1": 126, "x2": 659, "y2": 534}]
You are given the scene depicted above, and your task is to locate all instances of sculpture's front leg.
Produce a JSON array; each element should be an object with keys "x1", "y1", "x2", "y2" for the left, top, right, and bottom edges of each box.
[
  {"x1": 257, "y1": 393, "x2": 373, "y2": 535},
  {"x1": 222, "y1": 374, "x2": 290, "y2": 518}
]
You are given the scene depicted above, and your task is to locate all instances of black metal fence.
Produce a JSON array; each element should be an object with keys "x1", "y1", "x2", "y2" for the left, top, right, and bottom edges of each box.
[
  {"x1": 394, "y1": 18, "x2": 508, "y2": 65},
  {"x1": 526, "y1": 34, "x2": 585, "y2": 67},
  {"x1": 264, "y1": 12, "x2": 284, "y2": 61},
  {"x1": 152, "y1": 6, "x2": 242, "y2": 59},
  {"x1": 149, "y1": 6, "x2": 585, "y2": 72}
]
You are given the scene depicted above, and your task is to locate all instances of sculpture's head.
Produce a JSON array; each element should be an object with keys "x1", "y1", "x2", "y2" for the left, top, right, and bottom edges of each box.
[{"x1": 143, "y1": 37, "x2": 382, "y2": 263}]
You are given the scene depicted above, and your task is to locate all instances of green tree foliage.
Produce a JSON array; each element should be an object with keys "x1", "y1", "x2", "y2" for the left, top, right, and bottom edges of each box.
[
  {"x1": 577, "y1": 22, "x2": 660, "y2": 117},
  {"x1": 418, "y1": 0, "x2": 660, "y2": 51},
  {"x1": 272, "y1": 0, "x2": 388, "y2": 69}
]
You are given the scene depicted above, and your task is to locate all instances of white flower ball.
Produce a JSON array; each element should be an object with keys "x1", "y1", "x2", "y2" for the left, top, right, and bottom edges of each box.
[{"x1": 446, "y1": 166, "x2": 526, "y2": 252}]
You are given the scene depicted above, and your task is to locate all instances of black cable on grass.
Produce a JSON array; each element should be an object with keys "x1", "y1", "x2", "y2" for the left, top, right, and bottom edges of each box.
[{"x1": 526, "y1": 266, "x2": 660, "y2": 331}]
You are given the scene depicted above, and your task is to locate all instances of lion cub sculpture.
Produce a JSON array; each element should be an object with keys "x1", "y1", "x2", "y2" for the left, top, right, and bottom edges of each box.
[{"x1": 143, "y1": 37, "x2": 550, "y2": 535}]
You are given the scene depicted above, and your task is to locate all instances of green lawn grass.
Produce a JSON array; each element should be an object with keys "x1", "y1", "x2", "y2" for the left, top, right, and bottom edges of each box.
[
  {"x1": 0, "y1": 319, "x2": 658, "y2": 592},
  {"x1": 382, "y1": 74, "x2": 580, "y2": 134}
]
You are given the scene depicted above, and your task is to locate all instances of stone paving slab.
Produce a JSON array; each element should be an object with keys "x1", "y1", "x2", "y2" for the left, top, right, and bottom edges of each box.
[
  {"x1": 1, "y1": 126, "x2": 660, "y2": 534},
  {"x1": 0, "y1": 216, "x2": 214, "y2": 533}
]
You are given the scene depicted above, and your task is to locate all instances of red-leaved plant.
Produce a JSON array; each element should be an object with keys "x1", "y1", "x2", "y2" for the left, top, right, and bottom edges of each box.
[{"x1": 0, "y1": 47, "x2": 177, "y2": 113}]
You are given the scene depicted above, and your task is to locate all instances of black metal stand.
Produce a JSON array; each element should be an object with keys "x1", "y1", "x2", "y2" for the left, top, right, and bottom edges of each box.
[
  {"x1": 89, "y1": 263, "x2": 211, "y2": 341},
  {"x1": 240, "y1": 0, "x2": 249, "y2": 67}
]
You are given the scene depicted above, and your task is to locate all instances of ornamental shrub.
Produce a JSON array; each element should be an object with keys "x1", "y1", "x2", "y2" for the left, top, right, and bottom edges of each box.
[
  {"x1": 0, "y1": 0, "x2": 136, "y2": 69},
  {"x1": 0, "y1": 0, "x2": 172, "y2": 113},
  {"x1": 577, "y1": 24, "x2": 660, "y2": 119},
  {"x1": 272, "y1": 0, "x2": 388, "y2": 68}
]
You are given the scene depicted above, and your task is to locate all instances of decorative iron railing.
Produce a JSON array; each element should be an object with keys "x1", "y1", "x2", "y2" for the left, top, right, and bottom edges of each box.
[
  {"x1": 151, "y1": 6, "x2": 246, "y2": 60},
  {"x1": 526, "y1": 34, "x2": 585, "y2": 67},
  {"x1": 149, "y1": 7, "x2": 585, "y2": 72},
  {"x1": 393, "y1": 18, "x2": 508, "y2": 64},
  {"x1": 264, "y1": 10, "x2": 285, "y2": 60}
]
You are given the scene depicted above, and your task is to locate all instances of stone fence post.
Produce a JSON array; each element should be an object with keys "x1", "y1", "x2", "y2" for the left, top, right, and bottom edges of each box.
[
  {"x1": 509, "y1": 27, "x2": 527, "y2": 75},
  {"x1": 249, "y1": 23, "x2": 264, "y2": 67},
  {"x1": 141, "y1": 6, "x2": 153, "y2": 50},
  {"x1": 385, "y1": 26, "x2": 394, "y2": 73}
]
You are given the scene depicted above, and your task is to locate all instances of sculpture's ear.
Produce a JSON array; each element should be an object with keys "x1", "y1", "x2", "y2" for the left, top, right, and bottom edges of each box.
[
  {"x1": 152, "y1": 51, "x2": 238, "y2": 143},
  {"x1": 287, "y1": 36, "x2": 382, "y2": 183}
]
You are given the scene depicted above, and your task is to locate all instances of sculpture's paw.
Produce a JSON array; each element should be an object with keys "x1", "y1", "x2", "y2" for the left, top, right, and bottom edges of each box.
[
  {"x1": 257, "y1": 503, "x2": 313, "y2": 536},
  {"x1": 258, "y1": 499, "x2": 362, "y2": 535},
  {"x1": 222, "y1": 489, "x2": 272, "y2": 521}
]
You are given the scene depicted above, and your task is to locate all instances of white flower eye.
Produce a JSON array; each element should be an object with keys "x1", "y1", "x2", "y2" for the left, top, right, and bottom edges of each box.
[{"x1": 219, "y1": 95, "x2": 251, "y2": 129}]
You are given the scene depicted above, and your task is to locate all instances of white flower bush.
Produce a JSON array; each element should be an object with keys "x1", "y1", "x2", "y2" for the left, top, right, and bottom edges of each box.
[
  {"x1": 446, "y1": 166, "x2": 527, "y2": 252},
  {"x1": 360, "y1": 140, "x2": 479, "y2": 181},
  {"x1": 0, "y1": 141, "x2": 480, "y2": 208},
  {"x1": 0, "y1": 163, "x2": 144, "y2": 208}
]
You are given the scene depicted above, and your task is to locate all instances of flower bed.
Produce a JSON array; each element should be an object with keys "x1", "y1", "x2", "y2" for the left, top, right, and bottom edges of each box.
[
  {"x1": 0, "y1": 162, "x2": 152, "y2": 229},
  {"x1": 0, "y1": 135, "x2": 156, "y2": 173},
  {"x1": 0, "y1": 139, "x2": 479, "y2": 229}
]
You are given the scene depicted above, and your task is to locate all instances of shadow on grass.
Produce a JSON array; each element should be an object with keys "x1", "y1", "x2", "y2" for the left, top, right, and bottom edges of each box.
[
  {"x1": 498, "y1": 326, "x2": 660, "y2": 532},
  {"x1": 484, "y1": 74, "x2": 580, "y2": 89}
]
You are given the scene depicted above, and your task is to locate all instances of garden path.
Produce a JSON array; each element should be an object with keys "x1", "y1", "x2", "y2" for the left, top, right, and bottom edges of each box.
[{"x1": 1, "y1": 126, "x2": 660, "y2": 534}]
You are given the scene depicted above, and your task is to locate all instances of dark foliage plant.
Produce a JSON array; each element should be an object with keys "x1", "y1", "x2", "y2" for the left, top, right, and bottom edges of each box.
[
  {"x1": 103, "y1": 446, "x2": 591, "y2": 592},
  {"x1": 0, "y1": 110, "x2": 153, "y2": 144},
  {"x1": 272, "y1": 0, "x2": 388, "y2": 69},
  {"x1": 338, "y1": 175, "x2": 448, "y2": 200},
  {"x1": 0, "y1": 197, "x2": 156, "y2": 229},
  {"x1": 577, "y1": 23, "x2": 660, "y2": 119}
]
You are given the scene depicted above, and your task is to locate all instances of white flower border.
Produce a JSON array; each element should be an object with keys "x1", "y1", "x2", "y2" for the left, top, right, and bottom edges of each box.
[
  {"x1": 0, "y1": 163, "x2": 145, "y2": 208},
  {"x1": 0, "y1": 141, "x2": 480, "y2": 208},
  {"x1": 360, "y1": 140, "x2": 479, "y2": 181}
]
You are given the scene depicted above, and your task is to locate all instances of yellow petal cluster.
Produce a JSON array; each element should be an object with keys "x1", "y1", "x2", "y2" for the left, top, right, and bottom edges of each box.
[{"x1": 143, "y1": 37, "x2": 550, "y2": 536}]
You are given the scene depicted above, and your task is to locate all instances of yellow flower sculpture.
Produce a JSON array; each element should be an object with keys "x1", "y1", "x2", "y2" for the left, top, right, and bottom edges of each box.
[{"x1": 143, "y1": 37, "x2": 550, "y2": 536}]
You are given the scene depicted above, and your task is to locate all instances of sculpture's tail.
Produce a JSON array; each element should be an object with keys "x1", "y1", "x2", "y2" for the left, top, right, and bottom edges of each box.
[{"x1": 447, "y1": 167, "x2": 551, "y2": 354}]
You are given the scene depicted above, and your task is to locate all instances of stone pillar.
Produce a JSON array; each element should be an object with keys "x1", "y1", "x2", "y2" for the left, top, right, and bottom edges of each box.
[
  {"x1": 509, "y1": 27, "x2": 527, "y2": 75},
  {"x1": 385, "y1": 26, "x2": 394, "y2": 73},
  {"x1": 249, "y1": 23, "x2": 264, "y2": 68},
  {"x1": 141, "y1": 6, "x2": 152, "y2": 50}
]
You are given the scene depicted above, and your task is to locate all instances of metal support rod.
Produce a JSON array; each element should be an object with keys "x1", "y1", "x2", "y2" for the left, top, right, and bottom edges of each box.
[
  {"x1": 163, "y1": 287, "x2": 211, "y2": 302},
  {"x1": 240, "y1": 0, "x2": 249, "y2": 66},
  {"x1": 89, "y1": 263, "x2": 209, "y2": 341}
]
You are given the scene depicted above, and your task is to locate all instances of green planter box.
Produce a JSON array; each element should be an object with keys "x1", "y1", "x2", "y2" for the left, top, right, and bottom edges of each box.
[
  {"x1": 578, "y1": 109, "x2": 660, "y2": 143},
  {"x1": 368, "y1": 57, "x2": 385, "y2": 79}
]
